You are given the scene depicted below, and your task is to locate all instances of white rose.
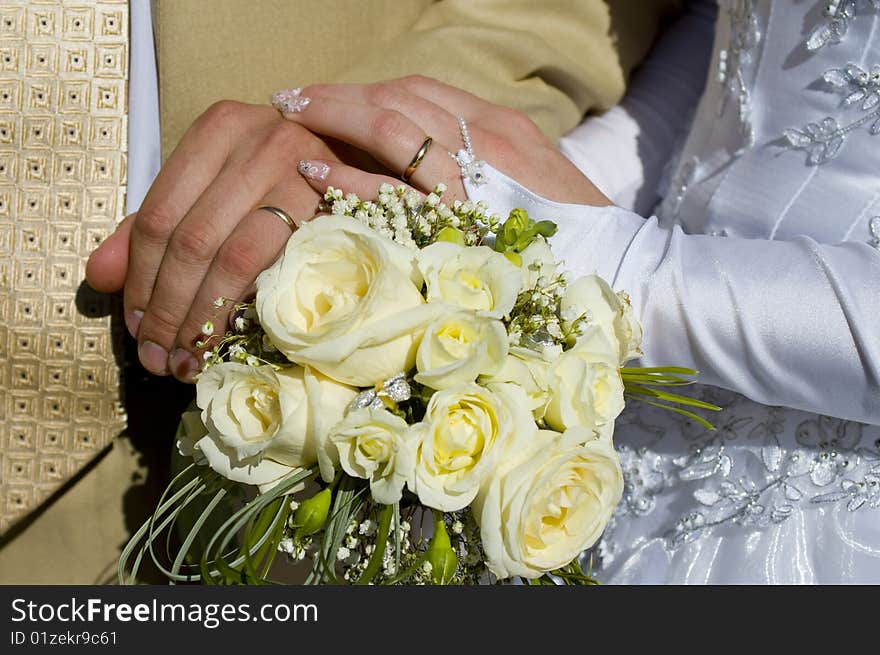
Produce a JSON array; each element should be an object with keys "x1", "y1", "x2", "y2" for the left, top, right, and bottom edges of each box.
[
  {"x1": 561, "y1": 274, "x2": 643, "y2": 364},
  {"x1": 544, "y1": 327, "x2": 624, "y2": 436},
  {"x1": 191, "y1": 362, "x2": 357, "y2": 488},
  {"x1": 519, "y1": 237, "x2": 557, "y2": 288},
  {"x1": 481, "y1": 346, "x2": 553, "y2": 420},
  {"x1": 177, "y1": 408, "x2": 295, "y2": 493},
  {"x1": 256, "y1": 215, "x2": 443, "y2": 386},
  {"x1": 328, "y1": 408, "x2": 415, "y2": 504},
  {"x1": 418, "y1": 241, "x2": 522, "y2": 318},
  {"x1": 409, "y1": 383, "x2": 534, "y2": 511},
  {"x1": 615, "y1": 290, "x2": 643, "y2": 362},
  {"x1": 414, "y1": 311, "x2": 508, "y2": 390},
  {"x1": 475, "y1": 427, "x2": 623, "y2": 579}
]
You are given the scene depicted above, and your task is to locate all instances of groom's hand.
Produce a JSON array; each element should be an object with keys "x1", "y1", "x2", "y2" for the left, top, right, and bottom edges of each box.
[{"x1": 86, "y1": 101, "x2": 338, "y2": 382}]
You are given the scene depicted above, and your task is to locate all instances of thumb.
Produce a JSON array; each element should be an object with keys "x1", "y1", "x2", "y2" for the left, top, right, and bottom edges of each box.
[{"x1": 85, "y1": 213, "x2": 136, "y2": 293}]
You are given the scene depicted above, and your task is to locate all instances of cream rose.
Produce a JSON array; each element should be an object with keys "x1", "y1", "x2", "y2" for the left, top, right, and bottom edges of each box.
[
  {"x1": 409, "y1": 383, "x2": 533, "y2": 512},
  {"x1": 614, "y1": 290, "x2": 643, "y2": 363},
  {"x1": 561, "y1": 274, "x2": 643, "y2": 364},
  {"x1": 481, "y1": 346, "x2": 553, "y2": 420},
  {"x1": 544, "y1": 328, "x2": 624, "y2": 436},
  {"x1": 328, "y1": 408, "x2": 414, "y2": 504},
  {"x1": 417, "y1": 241, "x2": 522, "y2": 318},
  {"x1": 474, "y1": 428, "x2": 623, "y2": 579},
  {"x1": 256, "y1": 215, "x2": 443, "y2": 386},
  {"x1": 414, "y1": 311, "x2": 508, "y2": 390},
  {"x1": 190, "y1": 362, "x2": 357, "y2": 488}
]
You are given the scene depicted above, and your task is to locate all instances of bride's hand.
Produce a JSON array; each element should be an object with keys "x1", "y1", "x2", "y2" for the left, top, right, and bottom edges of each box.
[{"x1": 271, "y1": 76, "x2": 610, "y2": 206}]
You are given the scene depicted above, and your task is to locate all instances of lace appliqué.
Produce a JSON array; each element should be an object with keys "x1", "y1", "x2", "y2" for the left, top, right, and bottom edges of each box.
[
  {"x1": 784, "y1": 63, "x2": 880, "y2": 163},
  {"x1": 719, "y1": 0, "x2": 759, "y2": 146},
  {"x1": 869, "y1": 216, "x2": 880, "y2": 247},
  {"x1": 807, "y1": 0, "x2": 880, "y2": 52},
  {"x1": 599, "y1": 389, "x2": 880, "y2": 554}
]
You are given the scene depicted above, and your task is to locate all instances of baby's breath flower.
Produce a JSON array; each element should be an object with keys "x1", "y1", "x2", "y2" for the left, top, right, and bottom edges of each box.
[
  {"x1": 201, "y1": 320, "x2": 214, "y2": 336},
  {"x1": 337, "y1": 546, "x2": 351, "y2": 561},
  {"x1": 213, "y1": 297, "x2": 226, "y2": 308}
]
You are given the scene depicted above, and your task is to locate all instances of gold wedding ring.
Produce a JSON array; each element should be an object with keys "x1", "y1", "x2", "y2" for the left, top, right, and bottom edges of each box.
[
  {"x1": 401, "y1": 136, "x2": 433, "y2": 182},
  {"x1": 256, "y1": 205, "x2": 296, "y2": 230}
]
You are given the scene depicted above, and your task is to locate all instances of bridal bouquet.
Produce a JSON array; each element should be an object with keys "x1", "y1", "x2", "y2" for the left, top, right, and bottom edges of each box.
[{"x1": 121, "y1": 184, "x2": 715, "y2": 585}]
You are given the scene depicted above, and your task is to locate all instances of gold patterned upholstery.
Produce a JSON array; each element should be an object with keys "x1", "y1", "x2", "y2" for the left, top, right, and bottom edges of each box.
[{"x1": 0, "y1": 0, "x2": 128, "y2": 534}]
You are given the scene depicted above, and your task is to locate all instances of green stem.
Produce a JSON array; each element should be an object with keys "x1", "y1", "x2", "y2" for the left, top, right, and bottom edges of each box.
[{"x1": 355, "y1": 503, "x2": 394, "y2": 585}]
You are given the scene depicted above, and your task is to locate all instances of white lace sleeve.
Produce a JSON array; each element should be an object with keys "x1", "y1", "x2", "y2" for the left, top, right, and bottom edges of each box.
[
  {"x1": 559, "y1": 0, "x2": 717, "y2": 216},
  {"x1": 464, "y1": 166, "x2": 880, "y2": 427}
]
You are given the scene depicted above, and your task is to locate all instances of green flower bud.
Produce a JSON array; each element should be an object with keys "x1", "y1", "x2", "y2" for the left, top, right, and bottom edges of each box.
[
  {"x1": 435, "y1": 225, "x2": 466, "y2": 245},
  {"x1": 506, "y1": 208, "x2": 531, "y2": 233},
  {"x1": 426, "y1": 512, "x2": 458, "y2": 584},
  {"x1": 292, "y1": 487, "x2": 332, "y2": 539}
]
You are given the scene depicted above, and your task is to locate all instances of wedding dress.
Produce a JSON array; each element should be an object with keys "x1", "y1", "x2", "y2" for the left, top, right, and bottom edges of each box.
[{"x1": 462, "y1": 0, "x2": 880, "y2": 583}]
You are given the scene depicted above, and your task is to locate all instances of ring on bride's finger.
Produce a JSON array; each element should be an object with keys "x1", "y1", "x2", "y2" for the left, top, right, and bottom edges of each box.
[
  {"x1": 449, "y1": 115, "x2": 487, "y2": 186},
  {"x1": 256, "y1": 205, "x2": 297, "y2": 231},
  {"x1": 401, "y1": 136, "x2": 433, "y2": 182}
]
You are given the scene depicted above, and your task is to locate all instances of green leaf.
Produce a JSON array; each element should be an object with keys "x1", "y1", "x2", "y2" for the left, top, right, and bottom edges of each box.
[
  {"x1": 503, "y1": 250, "x2": 522, "y2": 266},
  {"x1": 435, "y1": 226, "x2": 466, "y2": 245},
  {"x1": 534, "y1": 220, "x2": 558, "y2": 237}
]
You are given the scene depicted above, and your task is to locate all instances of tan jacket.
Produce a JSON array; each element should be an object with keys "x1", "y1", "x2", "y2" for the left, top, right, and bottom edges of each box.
[{"x1": 156, "y1": 0, "x2": 682, "y2": 156}]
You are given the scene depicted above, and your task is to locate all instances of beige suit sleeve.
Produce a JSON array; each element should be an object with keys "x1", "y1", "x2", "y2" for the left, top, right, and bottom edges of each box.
[{"x1": 337, "y1": 0, "x2": 683, "y2": 141}]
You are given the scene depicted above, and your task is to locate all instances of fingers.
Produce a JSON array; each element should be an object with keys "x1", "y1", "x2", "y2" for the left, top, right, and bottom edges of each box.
[
  {"x1": 168, "y1": 205, "x2": 296, "y2": 381},
  {"x1": 130, "y1": 161, "x2": 277, "y2": 374},
  {"x1": 297, "y1": 159, "x2": 418, "y2": 198},
  {"x1": 297, "y1": 82, "x2": 462, "y2": 144},
  {"x1": 131, "y1": 112, "x2": 331, "y2": 378},
  {"x1": 122, "y1": 104, "x2": 242, "y2": 337},
  {"x1": 86, "y1": 213, "x2": 136, "y2": 293},
  {"x1": 134, "y1": 159, "x2": 320, "y2": 378},
  {"x1": 274, "y1": 92, "x2": 462, "y2": 194}
]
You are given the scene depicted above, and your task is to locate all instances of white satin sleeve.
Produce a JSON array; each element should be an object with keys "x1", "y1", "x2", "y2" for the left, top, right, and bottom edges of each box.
[
  {"x1": 559, "y1": 0, "x2": 717, "y2": 216},
  {"x1": 464, "y1": 167, "x2": 880, "y2": 426}
]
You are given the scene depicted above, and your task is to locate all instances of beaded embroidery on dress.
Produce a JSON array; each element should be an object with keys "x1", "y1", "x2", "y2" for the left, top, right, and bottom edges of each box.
[{"x1": 594, "y1": 0, "x2": 880, "y2": 583}]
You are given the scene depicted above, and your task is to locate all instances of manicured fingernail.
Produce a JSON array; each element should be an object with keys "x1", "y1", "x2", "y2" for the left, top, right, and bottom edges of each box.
[
  {"x1": 139, "y1": 340, "x2": 169, "y2": 375},
  {"x1": 298, "y1": 160, "x2": 330, "y2": 181},
  {"x1": 126, "y1": 309, "x2": 143, "y2": 338},
  {"x1": 270, "y1": 87, "x2": 310, "y2": 113},
  {"x1": 169, "y1": 348, "x2": 200, "y2": 383}
]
